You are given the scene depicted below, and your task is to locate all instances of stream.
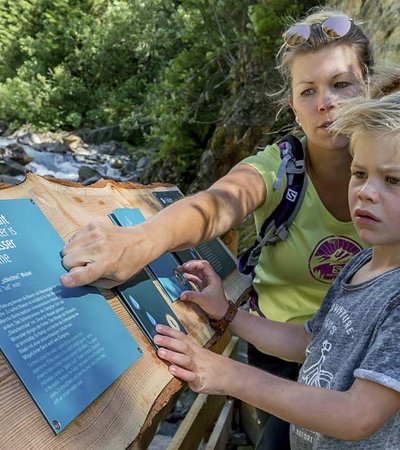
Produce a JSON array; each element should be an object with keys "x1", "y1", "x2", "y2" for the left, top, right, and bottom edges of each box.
[{"x1": 0, "y1": 136, "x2": 138, "y2": 183}]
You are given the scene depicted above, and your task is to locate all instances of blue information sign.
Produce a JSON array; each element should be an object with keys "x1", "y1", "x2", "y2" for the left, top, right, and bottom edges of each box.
[
  {"x1": 152, "y1": 190, "x2": 237, "y2": 278},
  {"x1": 0, "y1": 199, "x2": 142, "y2": 434},
  {"x1": 110, "y1": 208, "x2": 192, "y2": 302},
  {"x1": 116, "y1": 270, "x2": 187, "y2": 350}
]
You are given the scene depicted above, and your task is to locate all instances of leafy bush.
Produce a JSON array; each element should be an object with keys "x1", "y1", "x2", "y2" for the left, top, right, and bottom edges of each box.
[{"x1": 0, "y1": 0, "x2": 317, "y2": 185}]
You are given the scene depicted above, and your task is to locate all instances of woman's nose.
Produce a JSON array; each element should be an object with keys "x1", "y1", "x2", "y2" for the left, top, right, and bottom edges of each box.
[{"x1": 318, "y1": 89, "x2": 336, "y2": 112}]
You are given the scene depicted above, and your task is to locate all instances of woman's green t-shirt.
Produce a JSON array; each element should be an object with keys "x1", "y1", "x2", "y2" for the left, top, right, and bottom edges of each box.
[{"x1": 241, "y1": 143, "x2": 366, "y2": 324}]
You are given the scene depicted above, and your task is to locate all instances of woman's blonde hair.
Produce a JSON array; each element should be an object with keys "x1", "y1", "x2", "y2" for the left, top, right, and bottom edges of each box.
[
  {"x1": 276, "y1": 6, "x2": 374, "y2": 109},
  {"x1": 330, "y1": 92, "x2": 400, "y2": 155}
]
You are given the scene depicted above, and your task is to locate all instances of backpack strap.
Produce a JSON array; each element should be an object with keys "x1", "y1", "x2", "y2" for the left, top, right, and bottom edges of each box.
[{"x1": 239, "y1": 134, "x2": 307, "y2": 275}]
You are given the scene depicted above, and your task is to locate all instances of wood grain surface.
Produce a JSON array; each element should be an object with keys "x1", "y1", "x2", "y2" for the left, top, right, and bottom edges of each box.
[{"x1": 0, "y1": 174, "x2": 251, "y2": 449}]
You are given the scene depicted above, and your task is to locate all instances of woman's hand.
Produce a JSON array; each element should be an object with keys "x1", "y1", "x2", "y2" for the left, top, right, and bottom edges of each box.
[
  {"x1": 60, "y1": 221, "x2": 152, "y2": 288},
  {"x1": 178, "y1": 260, "x2": 229, "y2": 320},
  {"x1": 59, "y1": 164, "x2": 266, "y2": 290},
  {"x1": 155, "y1": 324, "x2": 230, "y2": 395}
]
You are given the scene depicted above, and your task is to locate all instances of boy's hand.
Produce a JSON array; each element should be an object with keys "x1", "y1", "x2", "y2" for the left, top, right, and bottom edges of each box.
[
  {"x1": 178, "y1": 260, "x2": 229, "y2": 320},
  {"x1": 155, "y1": 324, "x2": 228, "y2": 395}
]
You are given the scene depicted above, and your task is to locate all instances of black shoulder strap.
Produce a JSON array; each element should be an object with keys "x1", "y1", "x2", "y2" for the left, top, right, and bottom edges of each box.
[{"x1": 239, "y1": 134, "x2": 307, "y2": 275}]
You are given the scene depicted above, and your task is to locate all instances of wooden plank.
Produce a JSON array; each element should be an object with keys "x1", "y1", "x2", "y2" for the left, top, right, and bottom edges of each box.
[
  {"x1": 167, "y1": 337, "x2": 239, "y2": 450},
  {"x1": 167, "y1": 393, "x2": 225, "y2": 450},
  {"x1": 205, "y1": 399, "x2": 234, "y2": 450},
  {"x1": 0, "y1": 174, "x2": 250, "y2": 449}
]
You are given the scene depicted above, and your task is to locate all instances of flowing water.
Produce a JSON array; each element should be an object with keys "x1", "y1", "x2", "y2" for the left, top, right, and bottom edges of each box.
[{"x1": 0, "y1": 136, "x2": 124, "y2": 181}]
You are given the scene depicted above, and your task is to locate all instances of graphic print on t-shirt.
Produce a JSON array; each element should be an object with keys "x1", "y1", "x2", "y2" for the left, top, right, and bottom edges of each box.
[
  {"x1": 308, "y1": 236, "x2": 362, "y2": 284},
  {"x1": 301, "y1": 340, "x2": 333, "y2": 389}
]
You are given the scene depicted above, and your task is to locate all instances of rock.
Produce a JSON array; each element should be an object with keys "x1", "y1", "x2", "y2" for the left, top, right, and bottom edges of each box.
[
  {"x1": 32, "y1": 142, "x2": 68, "y2": 153},
  {"x1": 157, "y1": 164, "x2": 180, "y2": 184},
  {"x1": 15, "y1": 132, "x2": 43, "y2": 146},
  {"x1": 76, "y1": 125, "x2": 121, "y2": 145},
  {"x1": 111, "y1": 158, "x2": 124, "y2": 169},
  {"x1": 330, "y1": 0, "x2": 400, "y2": 63},
  {"x1": 120, "y1": 161, "x2": 137, "y2": 177},
  {"x1": 4, "y1": 143, "x2": 33, "y2": 165},
  {"x1": 78, "y1": 166, "x2": 102, "y2": 183},
  {"x1": 81, "y1": 175, "x2": 103, "y2": 185},
  {"x1": 74, "y1": 153, "x2": 102, "y2": 165},
  {"x1": 63, "y1": 134, "x2": 86, "y2": 152},
  {"x1": 147, "y1": 435, "x2": 173, "y2": 450},
  {"x1": 124, "y1": 172, "x2": 141, "y2": 183},
  {"x1": 187, "y1": 124, "x2": 270, "y2": 193},
  {"x1": 0, "y1": 174, "x2": 21, "y2": 186},
  {"x1": 96, "y1": 141, "x2": 122, "y2": 155},
  {"x1": 9, "y1": 128, "x2": 73, "y2": 149},
  {"x1": 0, "y1": 159, "x2": 27, "y2": 177}
]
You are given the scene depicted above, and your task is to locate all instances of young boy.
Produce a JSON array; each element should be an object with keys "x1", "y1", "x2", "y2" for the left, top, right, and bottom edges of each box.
[{"x1": 154, "y1": 92, "x2": 400, "y2": 448}]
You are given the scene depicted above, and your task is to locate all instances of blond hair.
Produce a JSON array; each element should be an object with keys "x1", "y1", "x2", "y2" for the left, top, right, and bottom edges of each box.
[
  {"x1": 369, "y1": 65, "x2": 400, "y2": 99},
  {"x1": 331, "y1": 92, "x2": 400, "y2": 154},
  {"x1": 276, "y1": 6, "x2": 374, "y2": 109}
]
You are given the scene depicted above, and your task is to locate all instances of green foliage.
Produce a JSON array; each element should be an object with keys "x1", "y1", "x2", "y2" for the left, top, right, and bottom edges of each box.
[{"x1": 0, "y1": 0, "x2": 318, "y2": 184}]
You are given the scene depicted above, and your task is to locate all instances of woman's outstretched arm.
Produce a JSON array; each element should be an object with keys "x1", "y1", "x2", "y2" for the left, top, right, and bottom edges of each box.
[{"x1": 60, "y1": 163, "x2": 266, "y2": 288}]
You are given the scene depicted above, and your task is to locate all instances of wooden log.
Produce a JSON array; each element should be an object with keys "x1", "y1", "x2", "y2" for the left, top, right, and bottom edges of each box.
[{"x1": 0, "y1": 174, "x2": 251, "y2": 449}]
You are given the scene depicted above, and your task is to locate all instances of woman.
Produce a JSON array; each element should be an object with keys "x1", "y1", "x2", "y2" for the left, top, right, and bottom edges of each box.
[
  {"x1": 154, "y1": 91, "x2": 400, "y2": 449},
  {"x1": 61, "y1": 7, "x2": 374, "y2": 448}
]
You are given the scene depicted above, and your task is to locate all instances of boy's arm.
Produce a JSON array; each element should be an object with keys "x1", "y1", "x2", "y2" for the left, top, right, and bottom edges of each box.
[
  {"x1": 179, "y1": 259, "x2": 310, "y2": 363},
  {"x1": 230, "y1": 309, "x2": 310, "y2": 363},
  {"x1": 155, "y1": 325, "x2": 400, "y2": 441},
  {"x1": 228, "y1": 356, "x2": 400, "y2": 440},
  {"x1": 61, "y1": 164, "x2": 266, "y2": 289}
]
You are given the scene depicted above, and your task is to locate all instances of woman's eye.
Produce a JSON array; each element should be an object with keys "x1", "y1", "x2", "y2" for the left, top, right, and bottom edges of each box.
[
  {"x1": 335, "y1": 81, "x2": 351, "y2": 89},
  {"x1": 300, "y1": 88, "x2": 315, "y2": 96}
]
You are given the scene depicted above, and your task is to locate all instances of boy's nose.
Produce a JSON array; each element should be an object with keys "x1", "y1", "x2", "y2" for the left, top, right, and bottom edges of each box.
[{"x1": 357, "y1": 180, "x2": 379, "y2": 202}]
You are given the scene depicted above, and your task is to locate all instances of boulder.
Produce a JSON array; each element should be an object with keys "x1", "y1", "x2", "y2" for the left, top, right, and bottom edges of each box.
[
  {"x1": 0, "y1": 174, "x2": 20, "y2": 186},
  {"x1": 330, "y1": 0, "x2": 400, "y2": 63},
  {"x1": 3, "y1": 143, "x2": 33, "y2": 165},
  {"x1": 32, "y1": 141, "x2": 68, "y2": 153},
  {"x1": 0, "y1": 159, "x2": 27, "y2": 177},
  {"x1": 63, "y1": 134, "x2": 86, "y2": 152},
  {"x1": 78, "y1": 165, "x2": 102, "y2": 183}
]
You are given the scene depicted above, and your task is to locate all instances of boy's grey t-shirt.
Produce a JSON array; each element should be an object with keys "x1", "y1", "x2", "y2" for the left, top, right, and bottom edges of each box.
[{"x1": 291, "y1": 248, "x2": 400, "y2": 450}]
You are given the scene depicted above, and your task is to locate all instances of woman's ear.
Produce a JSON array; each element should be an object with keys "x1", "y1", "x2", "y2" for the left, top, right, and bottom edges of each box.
[
  {"x1": 290, "y1": 100, "x2": 301, "y2": 126},
  {"x1": 289, "y1": 97, "x2": 295, "y2": 115}
]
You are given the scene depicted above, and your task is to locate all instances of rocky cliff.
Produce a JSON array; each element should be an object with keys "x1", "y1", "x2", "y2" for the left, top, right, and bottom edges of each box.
[{"x1": 330, "y1": 0, "x2": 399, "y2": 63}]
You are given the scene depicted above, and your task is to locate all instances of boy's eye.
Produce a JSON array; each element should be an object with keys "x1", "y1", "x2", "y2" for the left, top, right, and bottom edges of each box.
[
  {"x1": 386, "y1": 176, "x2": 400, "y2": 185},
  {"x1": 351, "y1": 171, "x2": 366, "y2": 179}
]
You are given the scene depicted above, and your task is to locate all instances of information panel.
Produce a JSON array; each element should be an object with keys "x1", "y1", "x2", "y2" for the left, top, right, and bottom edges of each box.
[
  {"x1": 152, "y1": 190, "x2": 237, "y2": 278},
  {"x1": 0, "y1": 199, "x2": 142, "y2": 434},
  {"x1": 110, "y1": 208, "x2": 193, "y2": 302},
  {"x1": 115, "y1": 270, "x2": 187, "y2": 350}
]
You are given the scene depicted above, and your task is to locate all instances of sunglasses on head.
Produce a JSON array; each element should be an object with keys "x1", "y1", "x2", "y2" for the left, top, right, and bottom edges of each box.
[{"x1": 283, "y1": 15, "x2": 352, "y2": 48}]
